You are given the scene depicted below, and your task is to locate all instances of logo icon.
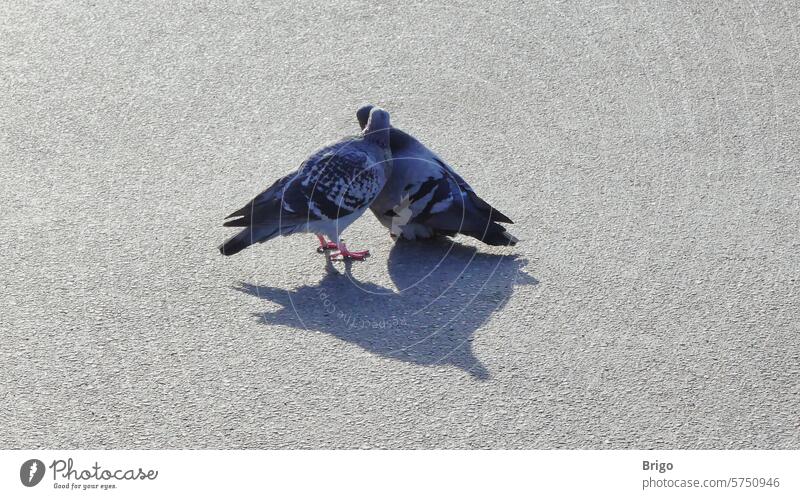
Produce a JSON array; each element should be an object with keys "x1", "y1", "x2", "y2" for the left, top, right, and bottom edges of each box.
[{"x1": 20, "y1": 459, "x2": 45, "y2": 487}]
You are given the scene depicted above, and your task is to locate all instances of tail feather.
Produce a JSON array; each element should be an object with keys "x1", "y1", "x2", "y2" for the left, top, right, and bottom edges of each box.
[
  {"x1": 218, "y1": 226, "x2": 280, "y2": 256},
  {"x1": 464, "y1": 221, "x2": 518, "y2": 246},
  {"x1": 422, "y1": 201, "x2": 517, "y2": 246},
  {"x1": 222, "y1": 217, "x2": 252, "y2": 227},
  {"x1": 465, "y1": 191, "x2": 513, "y2": 224}
]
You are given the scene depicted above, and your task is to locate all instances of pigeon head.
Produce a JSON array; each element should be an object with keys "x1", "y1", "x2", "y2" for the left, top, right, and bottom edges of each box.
[
  {"x1": 356, "y1": 104, "x2": 375, "y2": 130},
  {"x1": 362, "y1": 106, "x2": 390, "y2": 148}
]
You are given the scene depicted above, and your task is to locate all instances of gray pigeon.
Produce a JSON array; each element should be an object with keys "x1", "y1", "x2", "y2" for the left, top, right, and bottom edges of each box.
[
  {"x1": 356, "y1": 104, "x2": 517, "y2": 246},
  {"x1": 219, "y1": 107, "x2": 392, "y2": 260}
]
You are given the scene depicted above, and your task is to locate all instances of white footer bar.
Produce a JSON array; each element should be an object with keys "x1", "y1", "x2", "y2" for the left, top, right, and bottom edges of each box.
[{"x1": 2, "y1": 450, "x2": 797, "y2": 498}]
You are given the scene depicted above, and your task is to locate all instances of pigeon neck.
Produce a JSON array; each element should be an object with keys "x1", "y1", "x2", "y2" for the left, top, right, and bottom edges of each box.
[{"x1": 365, "y1": 127, "x2": 390, "y2": 148}]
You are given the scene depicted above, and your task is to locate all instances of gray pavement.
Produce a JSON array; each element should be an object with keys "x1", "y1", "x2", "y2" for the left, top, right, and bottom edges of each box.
[{"x1": 1, "y1": 1, "x2": 798, "y2": 448}]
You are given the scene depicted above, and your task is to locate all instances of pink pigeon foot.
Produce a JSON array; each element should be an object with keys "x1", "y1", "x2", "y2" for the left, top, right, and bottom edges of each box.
[
  {"x1": 330, "y1": 243, "x2": 370, "y2": 261},
  {"x1": 316, "y1": 234, "x2": 339, "y2": 253}
]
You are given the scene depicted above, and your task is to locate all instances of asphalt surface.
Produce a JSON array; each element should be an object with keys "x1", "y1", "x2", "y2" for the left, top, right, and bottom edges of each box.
[{"x1": 2, "y1": 1, "x2": 798, "y2": 449}]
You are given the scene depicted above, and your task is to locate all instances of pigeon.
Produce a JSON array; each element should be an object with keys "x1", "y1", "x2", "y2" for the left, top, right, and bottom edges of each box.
[
  {"x1": 356, "y1": 104, "x2": 517, "y2": 246},
  {"x1": 219, "y1": 107, "x2": 392, "y2": 260}
]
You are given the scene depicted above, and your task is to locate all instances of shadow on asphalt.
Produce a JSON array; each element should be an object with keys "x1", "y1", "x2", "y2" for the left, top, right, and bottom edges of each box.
[{"x1": 237, "y1": 239, "x2": 538, "y2": 380}]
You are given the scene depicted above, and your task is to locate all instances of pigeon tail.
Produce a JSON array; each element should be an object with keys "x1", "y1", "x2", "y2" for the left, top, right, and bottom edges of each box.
[
  {"x1": 464, "y1": 221, "x2": 518, "y2": 246},
  {"x1": 465, "y1": 191, "x2": 514, "y2": 224},
  {"x1": 218, "y1": 226, "x2": 280, "y2": 256}
]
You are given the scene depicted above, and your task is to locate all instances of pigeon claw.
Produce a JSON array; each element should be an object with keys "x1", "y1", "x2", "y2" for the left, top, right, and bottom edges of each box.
[
  {"x1": 316, "y1": 242, "x2": 339, "y2": 253},
  {"x1": 330, "y1": 249, "x2": 370, "y2": 261},
  {"x1": 315, "y1": 234, "x2": 339, "y2": 253}
]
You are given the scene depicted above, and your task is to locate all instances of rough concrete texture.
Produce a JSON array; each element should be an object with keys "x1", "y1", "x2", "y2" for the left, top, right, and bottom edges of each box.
[{"x1": 1, "y1": 1, "x2": 798, "y2": 448}]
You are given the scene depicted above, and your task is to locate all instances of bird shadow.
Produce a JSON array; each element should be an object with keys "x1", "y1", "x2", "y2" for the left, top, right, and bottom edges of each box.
[{"x1": 236, "y1": 238, "x2": 538, "y2": 380}]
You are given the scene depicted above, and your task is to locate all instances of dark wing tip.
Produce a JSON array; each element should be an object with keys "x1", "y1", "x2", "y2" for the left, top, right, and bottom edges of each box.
[
  {"x1": 491, "y1": 209, "x2": 514, "y2": 224},
  {"x1": 224, "y1": 203, "x2": 251, "y2": 220},
  {"x1": 464, "y1": 190, "x2": 513, "y2": 224},
  {"x1": 222, "y1": 217, "x2": 249, "y2": 227}
]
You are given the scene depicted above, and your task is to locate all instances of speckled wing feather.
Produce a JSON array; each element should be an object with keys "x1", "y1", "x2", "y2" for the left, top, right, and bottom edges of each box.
[{"x1": 223, "y1": 142, "x2": 381, "y2": 227}]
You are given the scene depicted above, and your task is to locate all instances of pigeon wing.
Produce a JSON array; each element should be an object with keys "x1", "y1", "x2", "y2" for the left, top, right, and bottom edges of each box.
[
  {"x1": 223, "y1": 148, "x2": 374, "y2": 228},
  {"x1": 430, "y1": 157, "x2": 513, "y2": 225},
  {"x1": 390, "y1": 128, "x2": 513, "y2": 225}
]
